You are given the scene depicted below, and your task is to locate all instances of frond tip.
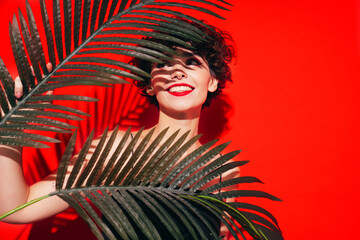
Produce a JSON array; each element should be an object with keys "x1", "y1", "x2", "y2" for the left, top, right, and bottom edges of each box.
[{"x1": 51, "y1": 127, "x2": 283, "y2": 240}]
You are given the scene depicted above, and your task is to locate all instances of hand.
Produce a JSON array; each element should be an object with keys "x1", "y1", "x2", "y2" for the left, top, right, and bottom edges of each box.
[
  {"x1": 14, "y1": 62, "x2": 53, "y2": 99},
  {"x1": 0, "y1": 63, "x2": 53, "y2": 118},
  {"x1": 0, "y1": 63, "x2": 54, "y2": 147}
]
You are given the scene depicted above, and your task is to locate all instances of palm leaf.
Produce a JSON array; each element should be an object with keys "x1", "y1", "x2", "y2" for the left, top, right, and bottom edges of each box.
[
  {"x1": 0, "y1": 127, "x2": 284, "y2": 239},
  {"x1": 0, "y1": 0, "x2": 230, "y2": 148},
  {"x1": 46, "y1": 127, "x2": 282, "y2": 240}
]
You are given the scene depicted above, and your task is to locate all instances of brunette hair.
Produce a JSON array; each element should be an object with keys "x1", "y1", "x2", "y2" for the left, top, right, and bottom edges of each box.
[{"x1": 133, "y1": 18, "x2": 235, "y2": 107}]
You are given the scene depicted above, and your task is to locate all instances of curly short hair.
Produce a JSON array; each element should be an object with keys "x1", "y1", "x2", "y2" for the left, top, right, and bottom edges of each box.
[{"x1": 133, "y1": 19, "x2": 235, "y2": 107}]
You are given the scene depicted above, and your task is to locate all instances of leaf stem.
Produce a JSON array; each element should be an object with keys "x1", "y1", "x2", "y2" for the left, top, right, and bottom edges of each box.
[
  {"x1": 196, "y1": 195, "x2": 267, "y2": 240},
  {"x1": 181, "y1": 194, "x2": 248, "y2": 240},
  {"x1": 0, "y1": 194, "x2": 50, "y2": 220}
]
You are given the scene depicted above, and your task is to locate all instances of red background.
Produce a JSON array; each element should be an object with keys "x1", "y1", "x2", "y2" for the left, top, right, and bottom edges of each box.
[{"x1": 0, "y1": 0, "x2": 359, "y2": 239}]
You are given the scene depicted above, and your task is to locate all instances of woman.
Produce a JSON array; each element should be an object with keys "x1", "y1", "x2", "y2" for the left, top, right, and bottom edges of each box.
[{"x1": 0, "y1": 19, "x2": 238, "y2": 239}]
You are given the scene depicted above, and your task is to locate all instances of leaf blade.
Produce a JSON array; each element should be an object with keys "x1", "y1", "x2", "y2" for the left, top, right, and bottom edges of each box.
[{"x1": 56, "y1": 130, "x2": 77, "y2": 190}]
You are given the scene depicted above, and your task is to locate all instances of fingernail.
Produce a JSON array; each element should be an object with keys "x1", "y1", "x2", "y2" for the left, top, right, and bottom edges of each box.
[{"x1": 15, "y1": 92, "x2": 22, "y2": 98}]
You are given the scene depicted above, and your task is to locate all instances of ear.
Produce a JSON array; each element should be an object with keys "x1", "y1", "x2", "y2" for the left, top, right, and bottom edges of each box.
[
  {"x1": 208, "y1": 77, "x2": 219, "y2": 93},
  {"x1": 146, "y1": 87, "x2": 155, "y2": 96}
]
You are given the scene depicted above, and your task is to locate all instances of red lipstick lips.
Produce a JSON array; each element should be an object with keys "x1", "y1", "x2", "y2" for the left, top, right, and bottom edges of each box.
[{"x1": 166, "y1": 83, "x2": 194, "y2": 97}]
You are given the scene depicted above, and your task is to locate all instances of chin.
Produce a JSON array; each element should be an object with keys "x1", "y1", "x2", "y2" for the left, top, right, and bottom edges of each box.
[{"x1": 162, "y1": 102, "x2": 203, "y2": 117}]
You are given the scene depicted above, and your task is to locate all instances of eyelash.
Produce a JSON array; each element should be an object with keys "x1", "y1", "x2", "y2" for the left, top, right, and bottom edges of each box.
[
  {"x1": 186, "y1": 58, "x2": 201, "y2": 66},
  {"x1": 155, "y1": 62, "x2": 167, "y2": 68},
  {"x1": 155, "y1": 58, "x2": 202, "y2": 68}
]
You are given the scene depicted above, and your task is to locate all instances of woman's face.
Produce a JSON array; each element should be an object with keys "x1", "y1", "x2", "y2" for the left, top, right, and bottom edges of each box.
[{"x1": 148, "y1": 48, "x2": 218, "y2": 117}]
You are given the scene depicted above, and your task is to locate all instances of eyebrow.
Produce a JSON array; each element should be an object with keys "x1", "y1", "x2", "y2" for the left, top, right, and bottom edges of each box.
[{"x1": 164, "y1": 49, "x2": 196, "y2": 59}]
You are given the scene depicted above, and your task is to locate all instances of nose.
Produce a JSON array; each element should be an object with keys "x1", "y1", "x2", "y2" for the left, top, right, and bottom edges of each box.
[{"x1": 171, "y1": 69, "x2": 187, "y2": 80}]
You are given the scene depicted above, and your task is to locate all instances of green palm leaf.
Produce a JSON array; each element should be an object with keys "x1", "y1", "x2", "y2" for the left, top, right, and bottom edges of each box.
[
  {"x1": 0, "y1": 127, "x2": 284, "y2": 239},
  {"x1": 0, "y1": 0, "x2": 230, "y2": 148},
  {"x1": 49, "y1": 127, "x2": 281, "y2": 240}
]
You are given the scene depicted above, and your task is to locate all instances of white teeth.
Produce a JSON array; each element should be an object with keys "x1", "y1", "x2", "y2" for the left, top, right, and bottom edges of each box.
[{"x1": 168, "y1": 86, "x2": 193, "y2": 93}]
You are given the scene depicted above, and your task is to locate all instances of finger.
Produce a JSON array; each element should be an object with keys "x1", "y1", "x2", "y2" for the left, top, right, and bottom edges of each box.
[
  {"x1": 42, "y1": 62, "x2": 53, "y2": 78},
  {"x1": 45, "y1": 63, "x2": 54, "y2": 97},
  {"x1": 30, "y1": 65, "x2": 35, "y2": 77},
  {"x1": 46, "y1": 62, "x2": 53, "y2": 72},
  {"x1": 14, "y1": 76, "x2": 23, "y2": 99}
]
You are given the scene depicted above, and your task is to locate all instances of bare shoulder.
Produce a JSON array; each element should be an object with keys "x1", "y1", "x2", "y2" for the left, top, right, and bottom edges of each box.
[{"x1": 220, "y1": 158, "x2": 241, "y2": 182}]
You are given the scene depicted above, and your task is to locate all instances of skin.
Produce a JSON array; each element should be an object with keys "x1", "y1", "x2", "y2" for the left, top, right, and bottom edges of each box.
[
  {"x1": 143, "y1": 48, "x2": 219, "y2": 145},
  {"x1": 0, "y1": 52, "x2": 239, "y2": 238}
]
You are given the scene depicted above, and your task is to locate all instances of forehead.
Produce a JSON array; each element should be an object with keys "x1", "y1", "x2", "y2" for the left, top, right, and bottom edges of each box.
[{"x1": 165, "y1": 47, "x2": 202, "y2": 60}]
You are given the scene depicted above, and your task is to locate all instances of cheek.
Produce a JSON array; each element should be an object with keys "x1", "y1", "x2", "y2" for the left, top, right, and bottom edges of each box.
[
  {"x1": 149, "y1": 77, "x2": 161, "y2": 92},
  {"x1": 152, "y1": 81, "x2": 164, "y2": 95},
  {"x1": 196, "y1": 80, "x2": 212, "y2": 104},
  {"x1": 198, "y1": 73, "x2": 213, "y2": 92}
]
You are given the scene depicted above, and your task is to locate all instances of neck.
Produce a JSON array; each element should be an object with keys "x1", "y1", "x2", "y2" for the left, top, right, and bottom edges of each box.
[{"x1": 152, "y1": 107, "x2": 202, "y2": 146}]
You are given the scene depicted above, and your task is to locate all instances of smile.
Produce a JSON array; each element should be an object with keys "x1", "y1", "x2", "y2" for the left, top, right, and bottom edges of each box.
[{"x1": 166, "y1": 84, "x2": 194, "y2": 96}]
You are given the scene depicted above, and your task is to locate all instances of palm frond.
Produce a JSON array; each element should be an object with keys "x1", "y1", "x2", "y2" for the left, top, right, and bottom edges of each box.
[
  {"x1": 0, "y1": 126, "x2": 284, "y2": 239},
  {"x1": 0, "y1": 0, "x2": 231, "y2": 147},
  {"x1": 47, "y1": 127, "x2": 283, "y2": 240}
]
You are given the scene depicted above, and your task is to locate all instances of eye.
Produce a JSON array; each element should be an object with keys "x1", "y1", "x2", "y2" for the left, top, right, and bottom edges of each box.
[
  {"x1": 154, "y1": 61, "x2": 169, "y2": 68},
  {"x1": 185, "y1": 58, "x2": 202, "y2": 66}
]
